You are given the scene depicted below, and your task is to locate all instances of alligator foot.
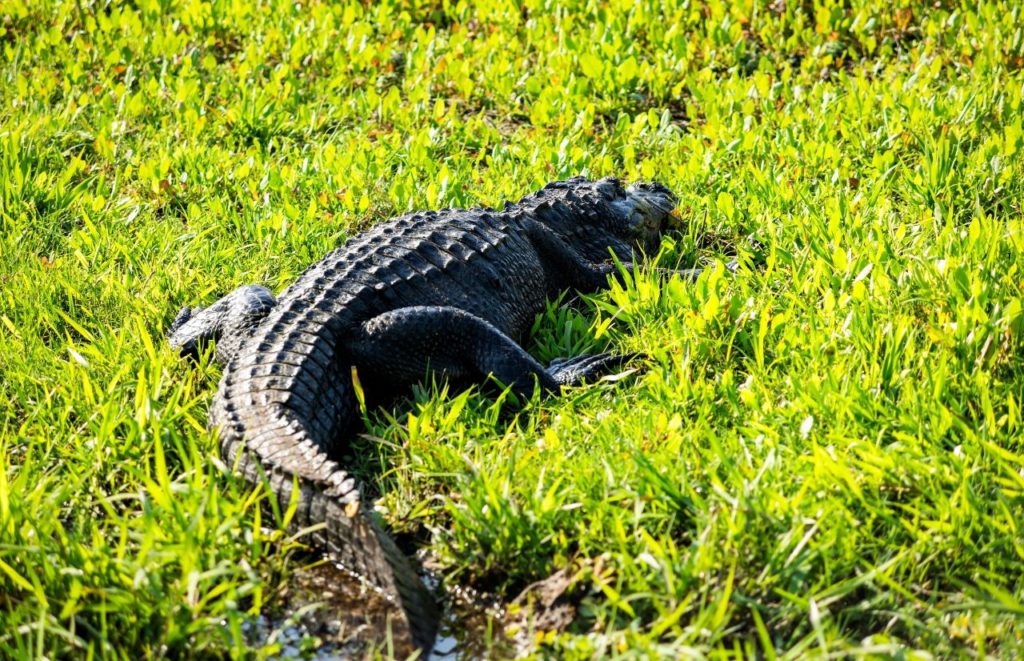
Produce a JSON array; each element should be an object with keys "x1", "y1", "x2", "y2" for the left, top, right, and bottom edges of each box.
[
  {"x1": 168, "y1": 284, "x2": 276, "y2": 364},
  {"x1": 547, "y1": 352, "x2": 642, "y2": 387}
]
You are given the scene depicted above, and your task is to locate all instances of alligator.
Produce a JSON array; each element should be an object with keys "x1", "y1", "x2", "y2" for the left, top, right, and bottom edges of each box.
[{"x1": 168, "y1": 176, "x2": 681, "y2": 652}]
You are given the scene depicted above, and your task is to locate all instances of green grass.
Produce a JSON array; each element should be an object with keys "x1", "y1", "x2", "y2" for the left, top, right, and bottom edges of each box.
[{"x1": 2, "y1": 0, "x2": 1024, "y2": 657}]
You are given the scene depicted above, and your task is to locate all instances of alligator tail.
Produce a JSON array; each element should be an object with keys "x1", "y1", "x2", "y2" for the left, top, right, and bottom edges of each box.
[{"x1": 209, "y1": 381, "x2": 439, "y2": 651}]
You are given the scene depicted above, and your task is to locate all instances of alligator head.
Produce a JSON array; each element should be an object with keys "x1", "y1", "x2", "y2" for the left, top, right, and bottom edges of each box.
[
  {"x1": 608, "y1": 178, "x2": 679, "y2": 255},
  {"x1": 531, "y1": 176, "x2": 679, "y2": 263}
]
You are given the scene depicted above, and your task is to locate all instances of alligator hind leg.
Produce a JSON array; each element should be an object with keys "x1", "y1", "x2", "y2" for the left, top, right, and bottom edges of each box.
[
  {"x1": 168, "y1": 285, "x2": 276, "y2": 365},
  {"x1": 349, "y1": 305, "x2": 638, "y2": 398}
]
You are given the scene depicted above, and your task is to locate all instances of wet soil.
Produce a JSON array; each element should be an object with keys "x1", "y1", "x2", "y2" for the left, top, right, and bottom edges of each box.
[{"x1": 245, "y1": 556, "x2": 516, "y2": 659}]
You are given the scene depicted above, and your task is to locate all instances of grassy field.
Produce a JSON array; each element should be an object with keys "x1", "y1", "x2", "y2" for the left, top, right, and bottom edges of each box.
[{"x1": 2, "y1": 0, "x2": 1024, "y2": 657}]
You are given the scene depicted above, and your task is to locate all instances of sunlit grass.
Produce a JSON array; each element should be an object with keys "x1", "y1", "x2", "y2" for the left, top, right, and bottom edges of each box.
[{"x1": 2, "y1": 0, "x2": 1023, "y2": 657}]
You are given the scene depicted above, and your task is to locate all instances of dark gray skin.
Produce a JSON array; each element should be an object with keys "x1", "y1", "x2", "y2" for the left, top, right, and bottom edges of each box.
[{"x1": 168, "y1": 176, "x2": 682, "y2": 652}]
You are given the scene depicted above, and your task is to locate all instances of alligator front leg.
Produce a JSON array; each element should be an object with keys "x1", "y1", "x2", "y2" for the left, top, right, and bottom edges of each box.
[
  {"x1": 523, "y1": 220, "x2": 706, "y2": 291},
  {"x1": 168, "y1": 285, "x2": 276, "y2": 364},
  {"x1": 349, "y1": 306, "x2": 638, "y2": 398}
]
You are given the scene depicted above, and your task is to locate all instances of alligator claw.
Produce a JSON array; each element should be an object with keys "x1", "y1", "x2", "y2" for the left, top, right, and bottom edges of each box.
[
  {"x1": 168, "y1": 306, "x2": 193, "y2": 336},
  {"x1": 548, "y1": 352, "x2": 643, "y2": 387}
]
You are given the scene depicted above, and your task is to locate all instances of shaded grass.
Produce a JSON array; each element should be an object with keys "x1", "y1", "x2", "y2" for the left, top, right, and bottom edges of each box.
[{"x1": 2, "y1": 0, "x2": 1024, "y2": 657}]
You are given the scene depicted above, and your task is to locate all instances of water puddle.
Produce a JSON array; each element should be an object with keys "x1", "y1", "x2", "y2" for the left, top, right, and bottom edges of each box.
[
  {"x1": 245, "y1": 555, "x2": 514, "y2": 659},
  {"x1": 242, "y1": 558, "x2": 412, "y2": 658},
  {"x1": 424, "y1": 569, "x2": 512, "y2": 660}
]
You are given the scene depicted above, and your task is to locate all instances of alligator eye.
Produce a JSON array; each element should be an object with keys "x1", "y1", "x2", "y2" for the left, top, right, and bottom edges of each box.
[
  {"x1": 630, "y1": 210, "x2": 648, "y2": 232},
  {"x1": 596, "y1": 178, "x2": 620, "y2": 199}
]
